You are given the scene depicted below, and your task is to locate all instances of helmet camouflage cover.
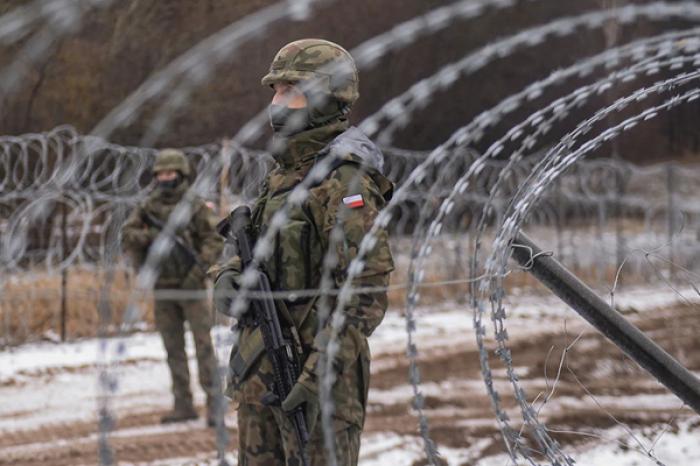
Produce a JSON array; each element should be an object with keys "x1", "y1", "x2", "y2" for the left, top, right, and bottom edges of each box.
[
  {"x1": 261, "y1": 38, "x2": 359, "y2": 106},
  {"x1": 153, "y1": 148, "x2": 190, "y2": 176}
]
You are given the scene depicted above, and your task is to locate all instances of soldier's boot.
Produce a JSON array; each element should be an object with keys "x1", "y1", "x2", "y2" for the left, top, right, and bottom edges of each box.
[
  {"x1": 161, "y1": 398, "x2": 198, "y2": 424},
  {"x1": 205, "y1": 396, "x2": 225, "y2": 428}
]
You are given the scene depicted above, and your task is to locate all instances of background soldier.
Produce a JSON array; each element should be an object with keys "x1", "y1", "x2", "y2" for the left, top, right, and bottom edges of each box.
[
  {"x1": 122, "y1": 149, "x2": 223, "y2": 426},
  {"x1": 212, "y1": 39, "x2": 394, "y2": 465}
]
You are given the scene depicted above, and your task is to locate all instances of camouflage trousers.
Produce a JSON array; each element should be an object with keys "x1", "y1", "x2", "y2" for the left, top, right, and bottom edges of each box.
[
  {"x1": 237, "y1": 403, "x2": 360, "y2": 466},
  {"x1": 154, "y1": 298, "x2": 218, "y2": 406}
]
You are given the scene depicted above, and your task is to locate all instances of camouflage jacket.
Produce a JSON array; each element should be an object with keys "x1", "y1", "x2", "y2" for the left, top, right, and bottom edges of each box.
[
  {"x1": 122, "y1": 181, "x2": 223, "y2": 288},
  {"x1": 213, "y1": 119, "x2": 394, "y2": 429}
]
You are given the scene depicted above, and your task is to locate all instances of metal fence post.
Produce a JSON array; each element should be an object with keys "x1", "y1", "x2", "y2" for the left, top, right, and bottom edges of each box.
[
  {"x1": 596, "y1": 198, "x2": 606, "y2": 286},
  {"x1": 555, "y1": 178, "x2": 565, "y2": 265},
  {"x1": 511, "y1": 231, "x2": 700, "y2": 415},
  {"x1": 60, "y1": 200, "x2": 68, "y2": 342},
  {"x1": 614, "y1": 166, "x2": 626, "y2": 283},
  {"x1": 0, "y1": 279, "x2": 8, "y2": 348},
  {"x1": 666, "y1": 163, "x2": 677, "y2": 283}
]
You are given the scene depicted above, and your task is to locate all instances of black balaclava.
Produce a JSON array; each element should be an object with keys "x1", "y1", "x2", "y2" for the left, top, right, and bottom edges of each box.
[
  {"x1": 268, "y1": 105, "x2": 311, "y2": 136},
  {"x1": 156, "y1": 173, "x2": 183, "y2": 192},
  {"x1": 268, "y1": 89, "x2": 350, "y2": 136}
]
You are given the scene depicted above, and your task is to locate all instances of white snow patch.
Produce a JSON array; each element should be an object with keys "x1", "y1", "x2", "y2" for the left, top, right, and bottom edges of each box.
[{"x1": 477, "y1": 420, "x2": 700, "y2": 466}]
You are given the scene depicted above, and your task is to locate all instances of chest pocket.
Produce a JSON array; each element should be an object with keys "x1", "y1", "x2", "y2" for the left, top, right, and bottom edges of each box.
[{"x1": 254, "y1": 191, "x2": 321, "y2": 296}]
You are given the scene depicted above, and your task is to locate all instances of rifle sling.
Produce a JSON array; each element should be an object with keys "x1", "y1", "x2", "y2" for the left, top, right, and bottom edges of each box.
[{"x1": 274, "y1": 298, "x2": 307, "y2": 358}]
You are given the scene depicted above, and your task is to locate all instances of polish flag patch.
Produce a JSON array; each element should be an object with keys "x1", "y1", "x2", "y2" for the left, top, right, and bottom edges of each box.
[{"x1": 342, "y1": 194, "x2": 365, "y2": 209}]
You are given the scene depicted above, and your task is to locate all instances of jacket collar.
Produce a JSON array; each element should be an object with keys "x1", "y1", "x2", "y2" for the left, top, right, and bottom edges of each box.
[{"x1": 271, "y1": 119, "x2": 349, "y2": 170}]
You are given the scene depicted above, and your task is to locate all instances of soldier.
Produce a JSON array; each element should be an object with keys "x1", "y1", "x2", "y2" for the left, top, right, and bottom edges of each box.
[
  {"x1": 122, "y1": 149, "x2": 223, "y2": 426},
  {"x1": 212, "y1": 39, "x2": 394, "y2": 465}
]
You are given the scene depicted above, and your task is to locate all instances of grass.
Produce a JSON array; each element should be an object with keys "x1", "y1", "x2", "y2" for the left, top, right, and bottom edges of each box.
[
  {"x1": 0, "y1": 266, "x2": 154, "y2": 346},
  {"x1": 0, "y1": 239, "x2": 660, "y2": 347}
]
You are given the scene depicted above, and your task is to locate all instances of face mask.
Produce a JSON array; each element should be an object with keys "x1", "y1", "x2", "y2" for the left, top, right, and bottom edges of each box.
[
  {"x1": 157, "y1": 174, "x2": 182, "y2": 191},
  {"x1": 268, "y1": 104, "x2": 310, "y2": 135}
]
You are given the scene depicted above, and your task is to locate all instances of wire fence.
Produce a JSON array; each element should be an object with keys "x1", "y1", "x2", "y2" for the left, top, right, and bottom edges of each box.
[
  {"x1": 2, "y1": 126, "x2": 699, "y2": 345},
  {"x1": 2, "y1": 1, "x2": 700, "y2": 466}
]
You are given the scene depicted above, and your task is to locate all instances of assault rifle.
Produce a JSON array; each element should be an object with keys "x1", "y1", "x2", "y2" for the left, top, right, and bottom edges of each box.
[
  {"x1": 140, "y1": 210, "x2": 204, "y2": 272},
  {"x1": 217, "y1": 206, "x2": 310, "y2": 465}
]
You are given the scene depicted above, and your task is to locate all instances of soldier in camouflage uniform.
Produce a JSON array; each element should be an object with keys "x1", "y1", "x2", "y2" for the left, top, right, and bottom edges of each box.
[
  {"x1": 211, "y1": 39, "x2": 394, "y2": 465},
  {"x1": 122, "y1": 149, "x2": 223, "y2": 426}
]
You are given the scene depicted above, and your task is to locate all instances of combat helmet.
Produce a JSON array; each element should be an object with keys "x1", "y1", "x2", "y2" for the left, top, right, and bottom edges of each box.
[
  {"x1": 261, "y1": 39, "x2": 359, "y2": 107},
  {"x1": 153, "y1": 148, "x2": 190, "y2": 176}
]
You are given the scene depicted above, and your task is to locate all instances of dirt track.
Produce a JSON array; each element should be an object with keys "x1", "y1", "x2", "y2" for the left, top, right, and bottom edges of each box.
[{"x1": 1, "y1": 301, "x2": 698, "y2": 466}]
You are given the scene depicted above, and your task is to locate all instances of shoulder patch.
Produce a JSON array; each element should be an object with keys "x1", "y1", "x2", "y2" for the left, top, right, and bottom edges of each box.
[{"x1": 342, "y1": 194, "x2": 365, "y2": 209}]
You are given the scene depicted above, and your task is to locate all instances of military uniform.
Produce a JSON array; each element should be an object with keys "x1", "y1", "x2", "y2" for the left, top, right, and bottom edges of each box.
[
  {"x1": 212, "y1": 40, "x2": 394, "y2": 465},
  {"x1": 122, "y1": 149, "x2": 223, "y2": 425}
]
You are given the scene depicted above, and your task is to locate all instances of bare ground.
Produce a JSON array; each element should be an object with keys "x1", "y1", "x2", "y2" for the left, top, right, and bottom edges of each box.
[{"x1": 0, "y1": 301, "x2": 698, "y2": 465}]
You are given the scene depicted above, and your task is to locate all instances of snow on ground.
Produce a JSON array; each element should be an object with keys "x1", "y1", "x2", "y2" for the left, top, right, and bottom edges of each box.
[
  {"x1": 372, "y1": 283, "x2": 700, "y2": 359},
  {"x1": 105, "y1": 422, "x2": 700, "y2": 466},
  {"x1": 571, "y1": 421, "x2": 700, "y2": 466},
  {"x1": 478, "y1": 419, "x2": 700, "y2": 466},
  {"x1": 0, "y1": 325, "x2": 234, "y2": 383},
  {"x1": 2, "y1": 283, "x2": 696, "y2": 383},
  {"x1": 0, "y1": 283, "x2": 695, "y2": 432},
  {"x1": 0, "y1": 327, "x2": 238, "y2": 432},
  {"x1": 122, "y1": 453, "x2": 237, "y2": 466},
  {"x1": 1, "y1": 284, "x2": 698, "y2": 464}
]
